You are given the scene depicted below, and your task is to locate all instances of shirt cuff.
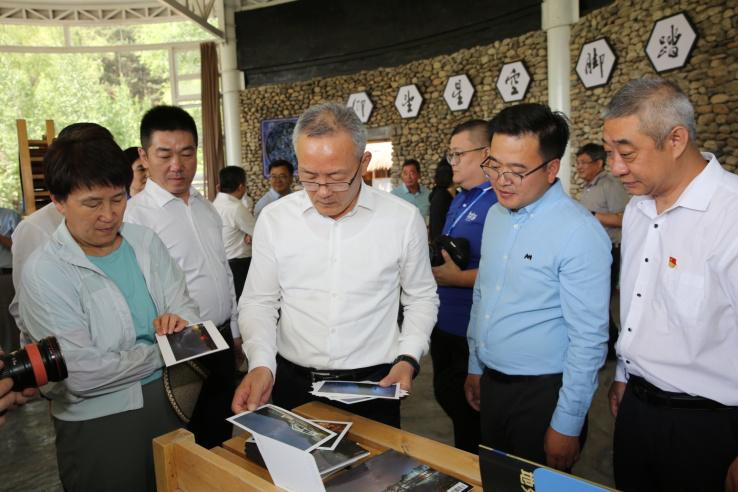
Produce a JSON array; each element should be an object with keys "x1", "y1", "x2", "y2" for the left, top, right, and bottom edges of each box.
[
  {"x1": 467, "y1": 350, "x2": 484, "y2": 375},
  {"x1": 550, "y1": 407, "x2": 585, "y2": 437},
  {"x1": 246, "y1": 354, "x2": 276, "y2": 379},
  {"x1": 615, "y1": 359, "x2": 627, "y2": 383}
]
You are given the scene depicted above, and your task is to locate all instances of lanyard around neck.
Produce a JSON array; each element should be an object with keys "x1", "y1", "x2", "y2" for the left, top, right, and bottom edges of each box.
[{"x1": 444, "y1": 186, "x2": 492, "y2": 235}]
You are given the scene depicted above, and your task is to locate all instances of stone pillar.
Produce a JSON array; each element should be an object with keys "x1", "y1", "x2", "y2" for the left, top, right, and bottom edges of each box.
[
  {"x1": 220, "y1": 0, "x2": 242, "y2": 167},
  {"x1": 542, "y1": 0, "x2": 578, "y2": 194}
]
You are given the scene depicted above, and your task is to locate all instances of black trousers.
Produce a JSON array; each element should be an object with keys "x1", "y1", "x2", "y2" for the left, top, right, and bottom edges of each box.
[
  {"x1": 430, "y1": 327, "x2": 480, "y2": 453},
  {"x1": 614, "y1": 381, "x2": 738, "y2": 491},
  {"x1": 272, "y1": 355, "x2": 401, "y2": 428},
  {"x1": 480, "y1": 369, "x2": 587, "y2": 468},
  {"x1": 228, "y1": 256, "x2": 251, "y2": 301},
  {"x1": 186, "y1": 322, "x2": 236, "y2": 448}
]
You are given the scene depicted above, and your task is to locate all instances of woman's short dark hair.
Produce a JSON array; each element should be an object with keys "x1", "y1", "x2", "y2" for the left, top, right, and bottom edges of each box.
[
  {"x1": 44, "y1": 129, "x2": 132, "y2": 201},
  {"x1": 219, "y1": 166, "x2": 246, "y2": 193},
  {"x1": 488, "y1": 103, "x2": 570, "y2": 162}
]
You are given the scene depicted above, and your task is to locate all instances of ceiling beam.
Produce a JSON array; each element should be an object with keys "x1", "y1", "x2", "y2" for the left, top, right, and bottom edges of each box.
[{"x1": 157, "y1": 0, "x2": 224, "y2": 39}]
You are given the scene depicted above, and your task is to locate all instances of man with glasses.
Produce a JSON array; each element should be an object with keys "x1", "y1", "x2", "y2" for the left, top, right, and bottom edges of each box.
[
  {"x1": 254, "y1": 159, "x2": 294, "y2": 218},
  {"x1": 430, "y1": 119, "x2": 497, "y2": 453},
  {"x1": 465, "y1": 103, "x2": 610, "y2": 470},
  {"x1": 232, "y1": 102, "x2": 438, "y2": 427},
  {"x1": 575, "y1": 143, "x2": 629, "y2": 359}
]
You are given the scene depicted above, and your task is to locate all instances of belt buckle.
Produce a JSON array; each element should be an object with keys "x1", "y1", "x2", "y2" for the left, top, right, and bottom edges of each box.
[{"x1": 311, "y1": 371, "x2": 339, "y2": 383}]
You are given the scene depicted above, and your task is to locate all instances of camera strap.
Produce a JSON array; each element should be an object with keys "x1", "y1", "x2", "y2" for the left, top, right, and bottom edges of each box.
[{"x1": 444, "y1": 186, "x2": 492, "y2": 235}]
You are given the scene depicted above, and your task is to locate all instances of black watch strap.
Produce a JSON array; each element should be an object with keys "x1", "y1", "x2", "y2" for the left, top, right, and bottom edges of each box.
[{"x1": 393, "y1": 355, "x2": 420, "y2": 378}]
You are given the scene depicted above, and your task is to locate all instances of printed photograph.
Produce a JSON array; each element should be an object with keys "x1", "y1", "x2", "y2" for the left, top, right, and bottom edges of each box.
[
  {"x1": 228, "y1": 404, "x2": 336, "y2": 452},
  {"x1": 312, "y1": 420, "x2": 352, "y2": 450},
  {"x1": 156, "y1": 320, "x2": 229, "y2": 366},
  {"x1": 314, "y1": 381, "x2": 399, "y2": 399}
]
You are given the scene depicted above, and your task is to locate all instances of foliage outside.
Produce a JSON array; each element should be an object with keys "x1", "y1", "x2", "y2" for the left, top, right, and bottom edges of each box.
[{"x1": 0, "y1": 22, "x2": 208, "y2": 211}]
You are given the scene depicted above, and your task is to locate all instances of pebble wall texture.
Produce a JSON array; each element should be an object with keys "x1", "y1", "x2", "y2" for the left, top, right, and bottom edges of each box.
[{"x1": 239, "y1": 0, "x2": 738, "y2": 201}]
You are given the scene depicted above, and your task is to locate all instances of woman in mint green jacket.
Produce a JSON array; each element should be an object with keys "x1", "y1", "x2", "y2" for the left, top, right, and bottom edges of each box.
[{"x1": 18, "y1": 129, "x2": 200, "y2": 492}]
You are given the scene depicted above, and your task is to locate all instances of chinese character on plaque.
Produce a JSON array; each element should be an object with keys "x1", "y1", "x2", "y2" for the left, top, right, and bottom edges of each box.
[
  {"x1": 443, "y1": 74, "x2": 474, "y2": 111},
  {"x1": 394, "y1": 84, "x2": 423, "y2": 118},
  {"x1": 346, "y1": 91, "x2": 373, "y2": 123},
  {"x1": 645, "y1": 12, "x2": 698, "y2": 73},
  {"x1": 496, "y1": 61, "x2": 531, "y2": 103},
  {"x1": 576, "y1": 38, "x2": 617, "y2": 89}
]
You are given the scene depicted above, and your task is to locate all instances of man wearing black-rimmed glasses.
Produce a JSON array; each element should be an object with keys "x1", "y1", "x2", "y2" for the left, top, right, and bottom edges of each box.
[
  {"x1": 429, "y1": 119, "x2": 497, "y2": 454},
  {"x1": 465, "y1": 103, "x2": 610, "y2": 471},
  {"x1": 233, "y1": 102, "x2": 439, "y2": 427}
]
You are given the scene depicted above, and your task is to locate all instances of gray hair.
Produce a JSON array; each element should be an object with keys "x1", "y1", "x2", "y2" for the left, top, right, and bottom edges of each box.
[
  {"x1": 602, "y1": 77, "x2": 696, "y2": 147},
  {"x1": 292, "y1": 102, "x2": 367, "y2": 160}
]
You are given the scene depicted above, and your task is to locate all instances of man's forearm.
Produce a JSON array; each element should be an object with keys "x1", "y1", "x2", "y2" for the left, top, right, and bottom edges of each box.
[{"x1": 0, "y1": 234, "x2": 11, "y2": 250}]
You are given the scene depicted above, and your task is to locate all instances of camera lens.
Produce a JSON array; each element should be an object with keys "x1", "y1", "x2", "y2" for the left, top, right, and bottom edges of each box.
[{"x1": 0, "y1": 336, "x2": 68, "y2": 391}]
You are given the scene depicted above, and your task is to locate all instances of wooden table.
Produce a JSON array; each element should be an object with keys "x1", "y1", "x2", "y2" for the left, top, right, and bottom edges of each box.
[{"x1": 154, "y1": 401, "x2": 483, "y2": 491}]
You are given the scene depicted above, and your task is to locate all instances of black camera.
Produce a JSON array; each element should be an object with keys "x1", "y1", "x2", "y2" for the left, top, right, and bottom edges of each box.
[
  {"x1": 0, "y1": 336, "x2": 68, "y2": 391},
  {"x1": 429, "y1": 235, "x2": 471, "y2": 270}
]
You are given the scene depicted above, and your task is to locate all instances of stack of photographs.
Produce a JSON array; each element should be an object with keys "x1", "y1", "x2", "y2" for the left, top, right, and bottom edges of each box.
[
  {"x1": 228, "y1": 404, "x2": 337, "y2": 452},
  {"x1": 310, "y1": 380, "x2": 409, "y2": 405},
  {"x1": 325, "y1": 449, "x2": 473, "y2": 492}
]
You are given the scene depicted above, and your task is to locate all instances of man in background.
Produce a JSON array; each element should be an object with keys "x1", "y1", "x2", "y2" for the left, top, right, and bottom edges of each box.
[
  {"x1": 575, "y1": 143, "x2": 629, "y2": 359},
  {"x1": 392, "y1": 159, "x2": 430, "y2": 222},
  {"x1": 213, "y1": 166, "x2": 256, "y2": 301},
  {"x1": 125, "y1": 105, "x2": 239, "y2": 448},
  {"x1": 254, "y1": 159, "x2": 294, "y2": 218},
  {"x1": 430, "y1": 119, "x2": 497, "y2": 453}
]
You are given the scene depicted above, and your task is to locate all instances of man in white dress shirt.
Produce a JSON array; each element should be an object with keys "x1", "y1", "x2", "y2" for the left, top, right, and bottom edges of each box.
[
  {"x1": 213, "y1": 166, "x2": 256, "y2": 301},
  {"x1": 232, "y1": 102, "x2": 438, "y2": 427},
  {"x1": 125, "y1": 106, "x2": 239, "y2": 448},
  {"x1": 604, "y1": 77, "x2": 738, "y2": 491}
]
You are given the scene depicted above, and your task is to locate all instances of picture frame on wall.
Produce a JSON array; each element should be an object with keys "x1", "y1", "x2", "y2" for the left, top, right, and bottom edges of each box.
[{"x1": 260, "y1": 117, "x2": 298, "y2": 178}]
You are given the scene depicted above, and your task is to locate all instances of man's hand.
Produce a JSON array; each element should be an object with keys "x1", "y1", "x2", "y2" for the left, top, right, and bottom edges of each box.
[
  {"x1": 232, "y1": 366, "x2": 273, "y2": 413},
  {"x1": 544, "y1": 426, "x2": 581, "y2": 470},
  {"x1": 379, "y1": 361, "x2": 414, "y2": 392},
  {"x1": 244, "y1": 234, "x2": 252, "y2": 246},
  {"x1": 464, "y1": 373, "x2": 481, "y2": 411},
  {"x1": 153, "y1": 313, "x2": 188, "y2": 335},
  {"x1": 0, "y1": 360, "x2": 37, "y2": 428},
  {"x1": 726, "y1": 456, "x2": 738, "y2": 492},
  {"x1": 233, "y1": 337, "x2": 245, "y2": 371},
  {"x1": 431, "y1": 250, "x2": 461, "y2": 287},
  {"x1": 608, "y1": 381, "x2": 626, "y2": 418}
]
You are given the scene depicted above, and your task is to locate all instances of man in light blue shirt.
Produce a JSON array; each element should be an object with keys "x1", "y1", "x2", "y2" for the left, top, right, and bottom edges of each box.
[
  {"x1": 465, "y1": 103, "x2": 610, "y2": 471},
  {"x1": 392, "y1": 159, "x2": 430, "y2": 221},
  {"x1": 254, "y1": 159, "x2": 294, "y2": 217},
  {"x1": 0, "y1": 207, "x2": 20, "y2": 270}
]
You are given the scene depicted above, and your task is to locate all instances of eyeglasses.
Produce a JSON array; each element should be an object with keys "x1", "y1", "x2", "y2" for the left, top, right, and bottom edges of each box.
[
  {"x1": 269, "y1": 174, "x2": 291, "y2": 181},
  {"x1": 300, "y1": 162, "x2": 361, "y2": 192},
  {"x1": 575, "y1": 158, "x2": 595, "y2": 167},
  {"x1": 446, "y1": 146, "x2": 487, "y2": 163},
  {"x1": 479, "y1": 157, "x2": 553, "y2": 185}
]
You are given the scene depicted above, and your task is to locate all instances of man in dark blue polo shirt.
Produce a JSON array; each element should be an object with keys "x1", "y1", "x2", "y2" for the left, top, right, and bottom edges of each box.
[{"x1": 431, "y1": 119, "x2": 497, "y2": 453}]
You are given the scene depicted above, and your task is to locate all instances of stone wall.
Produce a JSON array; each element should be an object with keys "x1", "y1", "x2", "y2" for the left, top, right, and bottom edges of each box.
[{"x1": 239, "y1": 0, "x2": 738, "y2": 201}]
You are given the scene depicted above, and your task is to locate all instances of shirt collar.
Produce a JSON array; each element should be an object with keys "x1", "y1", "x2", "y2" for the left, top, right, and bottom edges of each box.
[
  {"x1": 216, "y1": 192, "x2": 240, "y2": 204},
  {"x1": 399, "y1": 182, "x2": 426, "y2": 195},
  {"x1": 587, "y1": 170, "x2": 608, "y2": 187},
  {"x1": 635, "y1": 152, "x2": 720, "y2": 217},
  {"x1": 144, "y1": 179, "x2": 200, "y2": 207}
]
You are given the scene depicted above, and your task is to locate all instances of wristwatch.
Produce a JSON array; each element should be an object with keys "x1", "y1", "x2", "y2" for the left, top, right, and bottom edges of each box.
[{"x1": 393, "y1": 355, "x2": 420, "y2": 378}]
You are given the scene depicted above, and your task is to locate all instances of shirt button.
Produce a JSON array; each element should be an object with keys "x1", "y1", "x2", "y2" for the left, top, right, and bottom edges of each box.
[
  {"x1": 495, "y1": 285, "x2": 501, "y2": 291},
  {"x1": 503, "y1": 255, "x2": 508, "y2": 260},
  {"x1": 485, "y1": 314, "x2": 490, "y2": 320},
  {"x1": 654, "y1": 224, "x2": 659, "y2": 229},
  {"x1": 627, "y1": 327, "x2": 632, "y2": 332},
  {"x1": 513, "y1": 224, "x2": 519, "y2": 229},
  {"x1": 644, "y1": 258, "x2": 649, "y2": 262},
  {"x1": 625, "y1": 360, "x2": 631, "y2": 364},
  {"x1": 636, "y1": 293, "x2": 642, "y2": 297}
]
